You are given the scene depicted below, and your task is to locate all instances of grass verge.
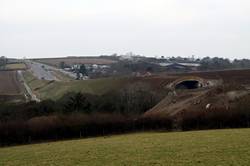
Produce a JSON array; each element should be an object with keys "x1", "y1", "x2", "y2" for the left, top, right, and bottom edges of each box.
[{"x1": 23, "y1": 71, "x2": 129, "y2": 100}]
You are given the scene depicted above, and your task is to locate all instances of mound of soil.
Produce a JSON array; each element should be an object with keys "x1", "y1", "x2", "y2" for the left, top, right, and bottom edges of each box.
[{"x1": 144, "y1": 84, "x2": 250, "y2": 119}]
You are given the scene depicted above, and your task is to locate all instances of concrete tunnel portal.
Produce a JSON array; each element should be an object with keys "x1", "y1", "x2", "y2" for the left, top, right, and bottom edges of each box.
[
  {"x1": 167, "y1": 76, "x2": 207, "y2": 90},
  {"x1": 175, "y1": 80, "x2": 202, "y2": 89}
]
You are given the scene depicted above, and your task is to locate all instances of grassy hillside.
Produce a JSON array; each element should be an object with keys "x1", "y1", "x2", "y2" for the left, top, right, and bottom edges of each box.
[
  {"x1": 23, "y1": 71, "x2": 129, "y2": 100},
  {"x1": 1, "y1": 129, "x2": 250, "y2": 165}
]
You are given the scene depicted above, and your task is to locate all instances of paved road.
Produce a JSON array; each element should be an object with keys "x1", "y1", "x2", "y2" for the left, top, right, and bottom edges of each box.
[
  {"x1": 27, "y1": 61, "x2": 59, "y2": 81},
  {"x1": 44, "y1": 63, "x2": 77, "y2": 79},
  {"x1": 57, "y1": 68, "x2": 77, "y2": 79},
  {"x1": 28, "y1": 61, "x2": 77, "y2": 80}
]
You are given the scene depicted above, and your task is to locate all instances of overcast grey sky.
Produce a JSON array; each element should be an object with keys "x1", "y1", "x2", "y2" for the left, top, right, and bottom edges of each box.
[{"x1": 0, "y1": 0, "x2": 250, "y2": 59}]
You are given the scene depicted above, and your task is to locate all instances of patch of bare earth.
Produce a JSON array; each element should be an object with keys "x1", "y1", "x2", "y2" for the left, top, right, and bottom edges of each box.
[{"x1": 0, "y1": 71, "x2": 24, "y2": 102}]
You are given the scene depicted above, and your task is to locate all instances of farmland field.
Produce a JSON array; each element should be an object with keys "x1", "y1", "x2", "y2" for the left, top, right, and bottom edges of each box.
[
  {"x1": 0, "y1": 129, "x2": 250, "y2": 165},
  {"x1": 0, "y1": 71, "x2": 22, "y2": 94},
  {"x1": 0, "y1": 71, "x2": 24, "y2": 102},
  {"x1": 5, "y1": 63, "x2": 27, "y2": 70},
  {"x1": 34, "y1": 57, "x2": 117, "y2": 67}
]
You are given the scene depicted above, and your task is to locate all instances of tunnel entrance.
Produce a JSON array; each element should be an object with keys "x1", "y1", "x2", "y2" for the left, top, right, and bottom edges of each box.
[{"x1": 175, "y1": 80, "x2": 201, "y2": 89}]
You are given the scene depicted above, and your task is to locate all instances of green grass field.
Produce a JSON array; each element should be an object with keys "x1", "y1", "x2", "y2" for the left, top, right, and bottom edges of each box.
[
  {"x1": 5, "y1": 63, "x2": 26, "y2": 70},
  {"x1": 1, "y1": 129, "x2": 250, "y2": 165},
  {"x1": 23, "y1": 71, "x2": 129, "y2": 100}
]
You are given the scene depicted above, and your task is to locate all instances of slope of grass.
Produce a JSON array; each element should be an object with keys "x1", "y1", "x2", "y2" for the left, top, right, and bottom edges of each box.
[
  {"x1": 1, "y1": 129, "x2": 250, "y2": 165},
  {"x1": 23, "y1": 71, "x2": 129, "y2": 100}
]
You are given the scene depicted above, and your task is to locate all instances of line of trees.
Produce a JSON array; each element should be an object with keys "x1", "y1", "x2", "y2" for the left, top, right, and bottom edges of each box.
[
  {"x1": 0, "y1": 83, "x2": 169, "y2": 146},
  {"x1": 0, "y1": 56, "x2": 7, "y2": 70},
  {"x1": 0, "y1": 113, "x2": 173, "y2": 146},
  {"x1": 198, "y1": 57, "x2": 250, "y2": 70}
]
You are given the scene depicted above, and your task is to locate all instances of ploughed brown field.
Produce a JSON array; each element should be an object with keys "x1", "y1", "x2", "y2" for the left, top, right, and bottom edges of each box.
[
  {"x1": 0, "y1": 71, "x2": 21, "y2": 94},
  {"x1": 34, "y1": 57, "x2": 117, "y2": 67},
  {"x1": 0, "y1": 71, "x2": 24, "y2": 102}
]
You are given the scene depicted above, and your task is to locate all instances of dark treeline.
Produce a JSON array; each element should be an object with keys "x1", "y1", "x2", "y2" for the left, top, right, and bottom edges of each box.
[
  {"x1": 1, "y1": 82, "x2": 250, "y2": 146},
  {"x1": 0, "y1": 83, "x2": 169, "y2": 146},
  {"x1": 198, "y1": 57, "x2": 250, "y2": 70},
  {"x1": 0, "y1": 83, "x2": 165, "y2": 121},
  {"x1": 0, "y1": 56, "x2": 7, "y2": 70},
  {"x1": 0, "y1": 113, "x2": 173, "y2": 146},
  {"x1": 153, "y1": 56, "x2": 250, "y2": 71}
]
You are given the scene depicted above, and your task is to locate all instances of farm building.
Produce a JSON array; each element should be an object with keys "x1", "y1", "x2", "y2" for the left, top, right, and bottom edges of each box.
[{"x1": 161, "y1": 62, "x2": 200, "y2": 72}]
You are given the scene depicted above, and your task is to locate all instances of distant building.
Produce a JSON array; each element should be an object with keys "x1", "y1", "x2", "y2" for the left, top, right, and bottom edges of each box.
[
  {"x1": 165, "y1": 63, "x2": 200, "y2": 71},
  {"x1": 119, "y1": 52, "x2": 142, "y2": 61},
  {"x1": 133, "y1": 71, "x2": 152, "y2": 77}
]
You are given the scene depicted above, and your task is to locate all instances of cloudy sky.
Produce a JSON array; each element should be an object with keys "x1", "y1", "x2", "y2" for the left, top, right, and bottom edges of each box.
[{"x1": 0, "y1": 0, "x2": 250, "y2": 59}]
